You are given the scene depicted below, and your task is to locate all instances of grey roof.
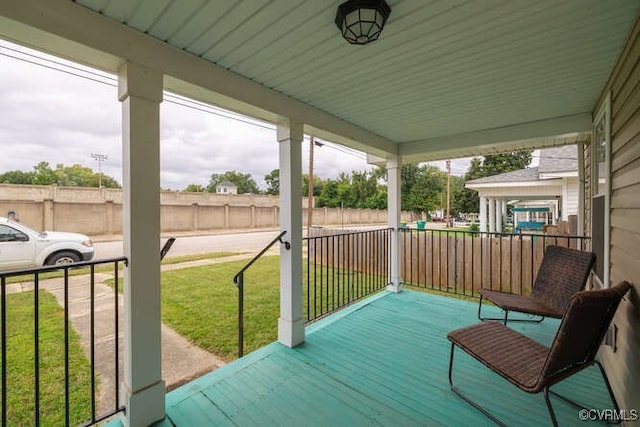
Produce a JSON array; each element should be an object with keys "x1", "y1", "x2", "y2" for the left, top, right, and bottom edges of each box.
[
  {"x1": 466, "y1": 145, "x2": 578, "y2": 186},
  {"x1": 217, "y1": 181, "x2": 237, "y2": 187},
  {"x1": 467, "y1": 167, "x2": 540, "y2": 185},
  {"x1": 538, "y1": 145, "x2": 578, "y2": 173}
]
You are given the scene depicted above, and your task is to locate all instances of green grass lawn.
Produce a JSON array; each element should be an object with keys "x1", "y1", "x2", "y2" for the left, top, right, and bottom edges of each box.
[
  {"x1": 161, "y1": 256, "x2": 280, "y2": 361},
  {"x1": 1, "y1": 291, "x2": 93, "y2": 426},
  {"x1": 160, "y1": 255, "x2": 387, "y2": 361}
]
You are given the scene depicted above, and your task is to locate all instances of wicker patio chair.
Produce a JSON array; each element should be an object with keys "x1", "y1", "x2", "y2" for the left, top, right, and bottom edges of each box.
[
  {"x1": 478, "y1": 245, "x2": 595, "y2": 324},
  {"x1": 448, "y1": 281, "x2": 631, "y2": 427}
]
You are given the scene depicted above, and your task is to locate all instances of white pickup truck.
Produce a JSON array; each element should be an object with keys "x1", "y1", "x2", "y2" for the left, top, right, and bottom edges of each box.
[{"x1": 0, "y1": 217, "x2": 94, "y2": 270}]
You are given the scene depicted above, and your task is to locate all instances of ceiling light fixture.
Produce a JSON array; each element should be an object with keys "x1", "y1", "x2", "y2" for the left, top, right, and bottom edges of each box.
[{"x1": 335, "y1": 0, "x2": 391, "y2": 45}]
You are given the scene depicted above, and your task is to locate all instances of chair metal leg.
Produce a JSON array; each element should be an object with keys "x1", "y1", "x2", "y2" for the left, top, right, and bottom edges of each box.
[
  {"x1": 544, "y1": 388, "x2": 559, "y2": 427},
  {"x1": 477, "y1": 294, "x2": 508, "y2": 322},
  {"x1": 596, "y1": 360, "x2": 622, "y2": 423},
  {"x1": 477, "y1": 294, "x2": 545, "y2": 324},
  {"x1": 548, "y1": 361, "x2": 622, "y2": 425},
  {"x1": 448, "y1": 343, "x2": 507, "y2": 427}
]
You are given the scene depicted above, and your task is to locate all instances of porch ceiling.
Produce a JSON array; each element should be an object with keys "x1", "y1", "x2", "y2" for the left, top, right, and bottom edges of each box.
[{"x1": 1, "y1": 1, "x2": 639, "y2": 161}]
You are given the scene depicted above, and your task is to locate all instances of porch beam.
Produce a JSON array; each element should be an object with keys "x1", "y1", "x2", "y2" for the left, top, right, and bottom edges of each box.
[
  {"x1": 387, "y1": 156, "x2": 402, "y2": 293},
  {"x1": 277, "y1": 120, "x2": 305, "y2": 348},
  {"x1": 399, "y1": 114, "x2": 591, "y2": 160},
  {"x1": 118, "y1": 62, "x2": 165, "y2": 427}
]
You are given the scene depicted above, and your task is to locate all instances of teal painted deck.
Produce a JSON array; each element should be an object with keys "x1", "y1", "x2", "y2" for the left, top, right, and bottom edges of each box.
[{"x1": 156, "y1": 291, "x2": 612, "y2": 426}]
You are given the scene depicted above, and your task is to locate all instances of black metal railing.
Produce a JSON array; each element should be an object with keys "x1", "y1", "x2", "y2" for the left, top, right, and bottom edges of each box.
[
  {"x1": 400, "y1": 229, "x2": 590, "y2": 298},
  {"x1": 233, "y1": 231, "x2": 290, "y2": 358},
  {"x1": 0, "y1": 257, "x2": 127, "y2": 427},
  {"x1": 304, "y1": 228, "x2": 391, "y2": 323}
]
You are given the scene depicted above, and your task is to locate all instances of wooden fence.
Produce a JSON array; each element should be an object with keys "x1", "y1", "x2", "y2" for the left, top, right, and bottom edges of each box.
[
  {"x1": 400, "y1": 230, "x2": 589, "y2": 297},
  {"x1": 306, "y1": 227, "x2": 590, "y2": 299}
]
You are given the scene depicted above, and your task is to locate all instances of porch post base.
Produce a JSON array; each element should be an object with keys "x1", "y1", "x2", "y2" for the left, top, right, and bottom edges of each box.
[
  {"x1": 278, "y1": 317, "x2": 305, "y2": 347},
  {"x1": 387, "y1": 282, "x2": 403, "y2": 293},
  {"x1": 123, "y1": 379, "x2": 166, "y2": 427}
]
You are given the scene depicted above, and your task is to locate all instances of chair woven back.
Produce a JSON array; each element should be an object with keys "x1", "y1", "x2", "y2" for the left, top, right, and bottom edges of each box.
[
  {"x1": 531, "y1": 246, "x2": 596, "y2": 314},
  {"x1": 538, "y1": 281, "x2": 631, "y2": 388}
]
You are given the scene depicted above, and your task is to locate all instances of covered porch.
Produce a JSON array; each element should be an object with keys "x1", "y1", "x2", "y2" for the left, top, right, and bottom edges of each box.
[{"x1": 1, "y1": 1, "x2": 639, "y2": 426}]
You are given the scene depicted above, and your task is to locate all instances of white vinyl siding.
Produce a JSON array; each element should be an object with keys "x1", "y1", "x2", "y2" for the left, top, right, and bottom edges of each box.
[{"x1": 593, "y1": 13, "x2": 640, "y2": 417}]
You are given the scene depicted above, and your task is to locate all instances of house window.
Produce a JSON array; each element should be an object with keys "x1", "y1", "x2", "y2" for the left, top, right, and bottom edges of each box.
[{"x1": 591, "y1": 93, "x2": 611, "y2": 287}]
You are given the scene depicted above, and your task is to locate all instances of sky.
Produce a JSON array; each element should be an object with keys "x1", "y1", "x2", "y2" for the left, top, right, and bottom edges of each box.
[{"x1": 0, "y1": 40, "x2": 471, "y2": 191}]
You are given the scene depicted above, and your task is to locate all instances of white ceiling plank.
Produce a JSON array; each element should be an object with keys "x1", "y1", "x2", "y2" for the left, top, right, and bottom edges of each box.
[
  {"x1": 146, "y1": 0, "x2": 208, "y2": 41},
  {"x1": 165, "y1": 1, "x2": 237, "y2": 49},
  {"x1": 127, "y1": 0, "x2": 172, "y2": 33},
  {"x1": 220, "y1": 1, "x2": 334, "y2": 70},
  {"x1": 75, "y1": 0, "x2": 111, "y2": 12},
  {"x1": 98, "y1": 0, "x2": 141, "y2": 23},
  {"x1": 187, "y1": 0, "x2": 270, "y2": 57}
]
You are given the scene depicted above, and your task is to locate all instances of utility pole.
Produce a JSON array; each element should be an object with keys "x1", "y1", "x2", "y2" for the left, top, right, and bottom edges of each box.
[
  {"x1": 306, "y1": 137, "x2": 315, "y2": 236},
  {"x1": 90, "y1": 153, "x2": 108, "y2": 188},
  {"x1": 446, "y1": 160, "x2": 451, "y2": 228}
]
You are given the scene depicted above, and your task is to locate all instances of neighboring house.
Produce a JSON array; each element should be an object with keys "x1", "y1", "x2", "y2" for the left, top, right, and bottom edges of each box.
[
  {"x1": 466, "y1": 145, "x2": 578, "y2": 232},
  {"x1": 215, "y1": 181, "x2": 238, "y2": 195}
]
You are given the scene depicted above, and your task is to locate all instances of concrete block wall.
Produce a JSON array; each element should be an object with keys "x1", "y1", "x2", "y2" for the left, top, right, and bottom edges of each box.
[{"x1": 0, "y1": 184, "x2": 414, "y2": 236}]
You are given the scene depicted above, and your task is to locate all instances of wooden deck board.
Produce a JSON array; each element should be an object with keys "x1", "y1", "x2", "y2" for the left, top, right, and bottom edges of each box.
[{"x1": 158, "y1": 290, "x2": 613, "y2": 426}]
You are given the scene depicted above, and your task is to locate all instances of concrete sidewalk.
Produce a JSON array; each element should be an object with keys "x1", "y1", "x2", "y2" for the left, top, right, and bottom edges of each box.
[{"x1": 5, "y1": 252, "x2": 265, "y2": 414}]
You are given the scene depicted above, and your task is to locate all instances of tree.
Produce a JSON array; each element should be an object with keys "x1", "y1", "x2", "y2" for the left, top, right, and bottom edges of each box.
[
  {"x1": 0, "y1": 162, "x2": 120, "y2": 187},
  {"x1": 52, "y1": 163, "x2": 120, "y2": 188},
  {"x1": 316, "y1": 179, "x2": 337, "y2": 207},
  {"x1": 455, "y1": 157, "x2": 483, "y2": 214},
  {"x1": 302, "y1": 174, "x2": 324, "y2": 198},
  {"x1": 206, "y1": 171, "x2": 260, "y2": 194},
  {"x1": 482, "y1": 151, "x2": 532, "y2": 176},
  {"x1": 264, "y1": 169, "x2": 279, "y2": 195},
  {"x1": 32, "y1": 162, "x2": 58, "y2": 185},
  {"x1": 398, "y1": 163, "x2": 447, "y2": 214},
  {"x1": 0, "y1": 170, "x2": 35, "y2": 184},
  {"x1": 315, "y1": 169, "x2": 387, "y2": 210},
  {"x1": 184, "y1": 184, "x2": 206, "y2": 192}
]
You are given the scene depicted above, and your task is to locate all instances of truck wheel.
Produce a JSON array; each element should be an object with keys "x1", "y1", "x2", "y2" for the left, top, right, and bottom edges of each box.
[{"x1": 47, "y1": 251, "x2": 80, "y2": 266}]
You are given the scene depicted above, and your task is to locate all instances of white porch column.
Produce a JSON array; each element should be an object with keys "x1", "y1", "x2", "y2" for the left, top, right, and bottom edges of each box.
[
  {"x1": 387, "y1": 156, "x2": 402, "y2": 293},
  {"x1": 488, "y1": 197, "x2": 496, "y2": 233},
  {"x1": 577, "y1": 142, "x2": 585, "y2": 237},
  {"x1": 118, "y1": 62, "x2": 165, "y2": 427},
  {"x1": 501, "y1": 200, "x2": 507, "y2": 224},
  {"x1": 495, "y1": 199, "x2": 502, "y2": 233},
  {"x1": 479, "y1": 196, "x2": 487, "y2": 233},
  {"x1": 277, "y1": 120, "x2": 305, "y2": 347}
]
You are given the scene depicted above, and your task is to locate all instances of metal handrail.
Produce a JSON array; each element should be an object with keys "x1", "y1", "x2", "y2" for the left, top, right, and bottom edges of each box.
[
  {"x1": 232, "y1": 230, "x2": 290, "y2": 357},
  {"x1": 233, "y1": 231, "x2": 290, "y2": 285}
]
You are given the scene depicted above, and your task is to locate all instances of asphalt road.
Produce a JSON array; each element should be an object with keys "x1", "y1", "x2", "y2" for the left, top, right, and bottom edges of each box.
[{"x1": 93, "y1": 229, "x2": 286, "y2": 260}]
